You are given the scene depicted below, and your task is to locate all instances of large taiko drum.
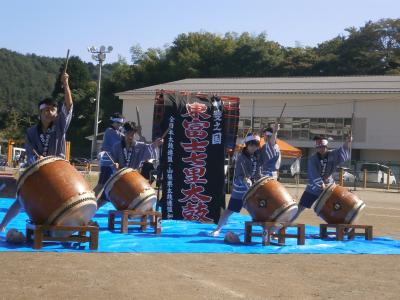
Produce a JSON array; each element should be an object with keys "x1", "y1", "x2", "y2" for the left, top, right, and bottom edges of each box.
[
  {"x1": 17, "y1": 156, "x2": 97, "y2": 227},
  {"x1": 243, "y1": 176, "x2": 298, "y2": 222},
  {"x1": 313, "y1": 183, "x2": 365, "y2": 224},
  {"x1": 104, "y1": 168, "x2": 157, "y2": 211}
]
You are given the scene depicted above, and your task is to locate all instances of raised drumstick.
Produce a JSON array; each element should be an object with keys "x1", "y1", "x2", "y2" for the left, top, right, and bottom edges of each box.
[
  {"x1": 64, "y1": 49, "x2": 70, "y2": 73},
  {"x1": 61, "y1": 49, "x2": 70, "y2": 89},
  {"x1": 277, "y1": 102, "x2": 287, "y2": 124}
]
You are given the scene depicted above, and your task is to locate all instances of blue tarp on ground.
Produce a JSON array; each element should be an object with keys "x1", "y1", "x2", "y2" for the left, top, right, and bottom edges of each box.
[{"x1": 0, "y1": 198, "x2": 399, "y2": 254}]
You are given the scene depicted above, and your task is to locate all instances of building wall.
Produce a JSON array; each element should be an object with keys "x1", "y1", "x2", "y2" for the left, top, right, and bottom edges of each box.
[
  {"x1": 119, "y1": 93, "x2": 400, "y2": 163},
  {"x1": 122, "y1": 97, "x2": 154, "y2": 142},
  {"x1": 238, "y1": 94, "x2": 400, "y2": 151}
]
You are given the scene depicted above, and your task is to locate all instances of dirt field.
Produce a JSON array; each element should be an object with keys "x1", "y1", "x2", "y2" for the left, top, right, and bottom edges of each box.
[{"x1": 0, "y1": 187, "x2": 399, "y2": 299}]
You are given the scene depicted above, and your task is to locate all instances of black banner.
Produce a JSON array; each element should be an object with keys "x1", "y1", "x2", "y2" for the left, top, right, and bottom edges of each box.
[{"x1": 152, "y1": 91, "x2": 239, "y2": 223}]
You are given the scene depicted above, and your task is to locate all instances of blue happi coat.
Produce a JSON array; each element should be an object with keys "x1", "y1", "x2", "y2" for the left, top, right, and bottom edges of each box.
[
  {"x1": 231, "y1": 150, "x2": 262, "y2": 200},
  {"x1": 259, "y1": 142, "x2": 281, "y2": 179},
  {"x1": 306, "y1": 145, "x2": 350, "y2": 196},
  {"x1": 25, "y1": 104, "x2": 73, "y2": 165},
  {"x1": 111, "y1": 139, "x2": 156, "y2": 169},
  {"x1": 100, "y1": 126, "x2": 124, "y2": 167}
]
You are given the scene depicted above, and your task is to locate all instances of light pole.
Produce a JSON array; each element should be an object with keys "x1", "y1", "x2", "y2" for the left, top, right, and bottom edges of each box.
[{"x1": 88, "y1": 45, "x2": 113, "y2": 160}]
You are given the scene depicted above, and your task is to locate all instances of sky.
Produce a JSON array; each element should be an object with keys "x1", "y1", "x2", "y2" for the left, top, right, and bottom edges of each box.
[{"x1": 1, "y1": 0, "x2": 399, "y2": 64}]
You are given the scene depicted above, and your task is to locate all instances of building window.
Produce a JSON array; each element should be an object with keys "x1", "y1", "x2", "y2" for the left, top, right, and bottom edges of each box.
[{"x1": 237, "y1": 116, "x2": 352, "y2": 142}]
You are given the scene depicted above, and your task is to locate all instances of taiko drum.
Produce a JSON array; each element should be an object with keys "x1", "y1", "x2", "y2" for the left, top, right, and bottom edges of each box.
[
  {"x1": 243, "y1": 176, "x2": 298, "y2": 222},
  {"x1": 313, "y1": 183, "x2": 365, "y2": 224},
  {"x1": 17, "y1": 156, "x2": 97, "y2": 226},
  {"x1": 104, "y1": 168, "x2": 157, "y2": 211}
]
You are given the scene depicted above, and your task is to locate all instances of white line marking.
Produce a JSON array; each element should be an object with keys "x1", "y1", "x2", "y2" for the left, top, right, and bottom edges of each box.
[
  {"x1": 367, "y1": 206, "x2": 400, "y2": 211},
  {"x1": 165, "y1": 266, "x2": 245, "y2": 299},
  {"x1": 365, "y1": 213, "x2": 400, "y2": 218}
]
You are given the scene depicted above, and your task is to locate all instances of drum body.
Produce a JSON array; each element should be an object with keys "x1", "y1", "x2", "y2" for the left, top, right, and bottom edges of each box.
[
  {"x1": 313, "y1": 183, "x2": 365, "y2": 224},
  {"x1": 17, "y1": 156, "x2": 97, "y2": 227},
  {"x1": 104, "y1": 168, "x2": 156, "y2": 211},
  {"x1": 0, "y1": 173, "x2": 17, "y2": 198},
  {"x1": 243, "y1": 177, "x2": 298, "y2": 222}
]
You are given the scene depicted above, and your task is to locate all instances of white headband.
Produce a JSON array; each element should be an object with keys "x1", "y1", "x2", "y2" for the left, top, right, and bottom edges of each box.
[
  {"x1": 244, "y1": 134, "x2": 261, "y2": 143},
  {"x1": 39, "y1": 103, "x2": 55, "y2": 110},
  {"x1": 315, "y1": 139, "x2": 328, "y2": 147},
  {"x1": 264, "y1": 131, "x2": 273, "y2": 137},
  {"x1": 111, "y1": 117, "x2": 124, "y2": 123}
]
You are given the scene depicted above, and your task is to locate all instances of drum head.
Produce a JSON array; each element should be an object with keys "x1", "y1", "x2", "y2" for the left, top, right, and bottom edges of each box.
[
  {"x1": 104, "y1": 167, "x2": 136, "y2": 198},
  {"x1": 17, "y1": 156, "x2": 63, "y2": 193},
  {"x1": 274, "y1": 204, "x2": 298, "y2": 223},
  {"x1": 313, "y1": 183, "x2": 336, "y2": 214},
  {"x1": 47, "y1": 191, "x2": 97, "y2": 237},
  {"x1": 345, "y1": 201, "x2": 366, "y2": 224}
]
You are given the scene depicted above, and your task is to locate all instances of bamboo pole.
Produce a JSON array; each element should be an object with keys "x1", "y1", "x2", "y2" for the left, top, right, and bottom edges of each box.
[
  {"x1": 339, "y1": 168, "x2": 344, "y2": 186},
  {"x1": 7, "y1": 140, "x2": 14, "y2": 167},
  {"x1": 66, "y1": 141, "x2": 71, "y2": 161},
  {"x1": 387, "y1": 169, "x2": 391, "y2": 191},
  {"x1": 363, "y1": 169, "x2": 367, "y2": 189}
]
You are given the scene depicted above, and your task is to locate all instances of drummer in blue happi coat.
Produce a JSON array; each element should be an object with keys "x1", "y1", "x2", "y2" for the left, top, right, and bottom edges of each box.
[
  {"x1": 211, "y1": 133, "x2": 262, "y2": 236},
  {"x1": 111, "y1": 121, "x2": 163, "y2": 170},
  {"x1": 291, "y1": 134, "x2": 352, "y2": 222},
  {"x1": 0, "y1": 72, "x2": 73, "y2": 232},
  {"x1": 259, "y1": 124, "x2": 281, "y2": 179},
  {"x1": 93, "y1": 112, "x2": 125, "y2": 204}
]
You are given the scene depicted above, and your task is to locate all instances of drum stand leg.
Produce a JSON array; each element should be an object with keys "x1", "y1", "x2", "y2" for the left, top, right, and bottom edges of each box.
[
  {"x1": 108, "y1": 210, "x2": 162, "y2": 234},
  {"x1": 108, "y1": 212, "x2": 115, "y2": 231},
  {"x1": 121, "y1": 211, "x2": 129, "y2": 233},
  {"x1": 25, "y1": 223, "x2": 99, "y2": 250},
  {"x1": 245, "y1": 222, "x2": 252, "y2": 243},
  {"x1": 89, "y1": 228, "x2": 99, "y2": 250},
  {"x1": 319, "y1": 224, "x2": 373, "y2": 241},
  {"x1": 33, "y1": 227, "x2": 43, "y2": 250},
  {"x1": 245, "y1": 221, "x2": 305, "y2": 246}
]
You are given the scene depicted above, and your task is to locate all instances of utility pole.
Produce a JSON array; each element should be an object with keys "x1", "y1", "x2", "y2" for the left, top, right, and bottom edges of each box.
[{"x1": 88, "y1": 45, "x2": 113, "y2": 160}]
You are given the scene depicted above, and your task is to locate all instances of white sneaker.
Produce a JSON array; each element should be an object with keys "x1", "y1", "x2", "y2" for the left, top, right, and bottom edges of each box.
[{"x1": 210, "y1": 230, "x2": 221, "y2": 237}]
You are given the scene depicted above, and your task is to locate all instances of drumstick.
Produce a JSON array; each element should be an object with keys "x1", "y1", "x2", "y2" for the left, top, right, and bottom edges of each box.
[
  {"x1": 32, "y1": 148, "x2": 40, "y2": 158},
  {"x1": 61, "y1": 49, "x2": 70, "y2": 89},
  {"x1": 27, "y1": 138, "x2": 41, "y2": 159},
  {"x1": 277, "y1": 102, "x2": 287, "y2": 124},
  {"x1": 104, "y1": 151, "x2": 119, "y2": 170},
  {"x1": 64, "y1": 49, "x2": 70, "y2": 73},
  {"x1": 104, "y1": 151, "x2": 116, "y2": 165},
  {"x1": 161, "y1": 123, "x2": 173, "y2": 140}
]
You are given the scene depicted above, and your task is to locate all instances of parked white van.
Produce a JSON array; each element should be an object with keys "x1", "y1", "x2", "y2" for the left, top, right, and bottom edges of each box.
[
  {"x1": 13, "y1": 147, "x2": 26, "y2": 161},
  {"x1": 359, "y1": 163, "x2": 397, "y2": 185}
]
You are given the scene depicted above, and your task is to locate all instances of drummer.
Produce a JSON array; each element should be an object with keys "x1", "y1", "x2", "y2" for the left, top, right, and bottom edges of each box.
[
  {"x1": 93, "y1": 112, "x2": 125, "y2": 203},
  {"x1": 290, "y1": 134, "x2": 352, "y2": 222},
  {"x1": 211, "y1": 133, "x2": 262, "y2": 236},
  {"x1": 111, "y1": 121, "x2": 163, "y2": 170},
  {"x1": 259, "y1": 123, "x2": 281, "y2": 179},
  {"x1": 0, "y1": 72, "x2": 72, "y2": 232}
]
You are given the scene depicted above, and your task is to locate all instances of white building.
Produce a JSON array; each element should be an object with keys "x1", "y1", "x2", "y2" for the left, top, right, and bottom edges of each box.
[{"x1": 116, "y1": 76, "x2": 400, "y2": 165}]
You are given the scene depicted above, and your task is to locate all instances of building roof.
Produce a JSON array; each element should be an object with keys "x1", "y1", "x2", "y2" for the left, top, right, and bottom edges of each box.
[{"x1": 116, "y1": 76, "x2": 400, "y2": 96}]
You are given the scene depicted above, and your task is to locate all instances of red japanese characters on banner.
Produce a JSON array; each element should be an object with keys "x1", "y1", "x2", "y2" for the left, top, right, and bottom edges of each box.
[{"x1": 179, "y1": 102, "x2": 213, "y2": 222}]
